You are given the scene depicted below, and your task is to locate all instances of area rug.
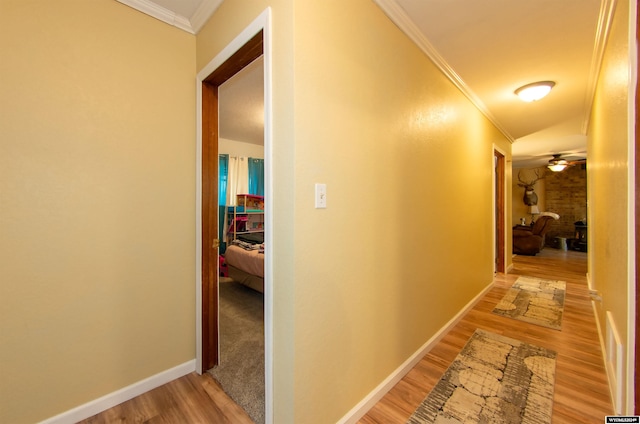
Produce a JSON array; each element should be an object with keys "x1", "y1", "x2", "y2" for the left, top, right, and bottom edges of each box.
[
  {"x1": 408, "y1": 329, "x2": 557, "y2": 424},
  {"x1": 208, "y1": 279, "x2": 264, "y2": 424},
  {"x1": 492, "y1": 276, "x2": 566, "y2": 330}
]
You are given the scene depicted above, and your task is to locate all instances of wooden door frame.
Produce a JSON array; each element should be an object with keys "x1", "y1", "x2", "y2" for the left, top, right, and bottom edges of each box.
[
  {"x1": 494, "y1": 147, "x2": 506, "y2": 273},
  {"x1": 195, "y1": 8, "x2": 273, "y2": 422},
  {"x1": 200, "y1": 30, "x2": 263, "y2": 371},
  {"x1": 200, "y1": 78, "x2": 219, "y2": 370}
]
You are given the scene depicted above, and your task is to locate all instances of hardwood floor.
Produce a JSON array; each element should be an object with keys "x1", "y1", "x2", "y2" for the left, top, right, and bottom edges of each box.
[
  {"x1": 77, "y1": 372, "x2": 253, "y2": 424},
  {"x1": 359, "y1": 248, "x2": 613, "y2": 423},
  {"x1": 79, "y1": 248, "x2": 611, "y2": 423}
]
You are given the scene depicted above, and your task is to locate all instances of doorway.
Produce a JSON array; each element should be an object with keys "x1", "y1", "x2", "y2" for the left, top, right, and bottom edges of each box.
[
  {"x1": 212, "y1": 55, "x2": 266, "y2": 423},
  {"x1": 201, "y1": 29, "x2": 263, "y2": 371},
  {"x1": 196, "y1": 9, "x2": 273, "y2": 423}
]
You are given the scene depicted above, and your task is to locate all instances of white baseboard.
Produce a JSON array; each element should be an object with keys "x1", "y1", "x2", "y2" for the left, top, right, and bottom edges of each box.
[
  {"x1": 591, "y1": 298, "x2": 619, "y2": 415},
  {"x1": 39, "y1": 360, "x2": 196, "y2": 424},
  {"x1": 605, "y1": 311, "x2": 624, "y2": 414},
  {"x1": 337, "y1": 281, "x2": 494, "y2": 424}
]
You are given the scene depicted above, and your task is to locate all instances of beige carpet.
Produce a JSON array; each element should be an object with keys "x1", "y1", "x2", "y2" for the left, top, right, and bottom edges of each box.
[
  {"x1": 492, "y1": 276, "x2": 566, "y2": 330},
  {"x1": 208, "y1": 279, "x2": 264, "y2": 423},
  {"x1": 408, "y1": 329, "x2": 557, "y2": 423}
]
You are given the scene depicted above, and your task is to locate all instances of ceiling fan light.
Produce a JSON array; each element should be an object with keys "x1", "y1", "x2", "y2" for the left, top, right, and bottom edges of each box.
[
  {"x1": 515, "y1": 81, "x2": 556, "y2": 102},
  {"x1": 548, "y1": 163, "x2": 567, "y2": 172},
  {"x1": 547, "y1": 154, "x2": 568, "y2": 172}
]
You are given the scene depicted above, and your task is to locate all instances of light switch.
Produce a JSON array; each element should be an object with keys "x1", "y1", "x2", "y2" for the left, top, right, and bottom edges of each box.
[{"x1": 315, "y1": 183, "x2": 327, "y2": 209}]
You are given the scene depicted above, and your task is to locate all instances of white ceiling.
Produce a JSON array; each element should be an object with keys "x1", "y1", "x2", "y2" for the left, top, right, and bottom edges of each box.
[
  {"x1": 218, "y1": 57, "x2": 265, "y2": 145},
  {"x1": 125, "y1": 0, "x2": 613, "y2": 167},
  {"x1": 377, "y1": 0, "x2": 609, "y2": 168},
  {"x1": 150, "y1": 0, "x2": 203, "y2": 18}
]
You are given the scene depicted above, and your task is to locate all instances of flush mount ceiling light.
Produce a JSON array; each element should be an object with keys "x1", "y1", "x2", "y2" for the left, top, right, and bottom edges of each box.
[{"x1": 515, "y1": 81, "x2": 556, "y2": 102}]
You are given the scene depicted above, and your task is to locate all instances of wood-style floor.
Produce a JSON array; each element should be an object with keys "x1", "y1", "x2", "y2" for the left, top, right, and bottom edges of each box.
[
  {"x1": 359, "y1": 248, "x2": 613, "y2": 423},
  {"x1": 77, "y1": 372, "x2": 253, "y2": 424},
  {"x1": 79, "y1": 248, "x2": 611, "y2": 423}
]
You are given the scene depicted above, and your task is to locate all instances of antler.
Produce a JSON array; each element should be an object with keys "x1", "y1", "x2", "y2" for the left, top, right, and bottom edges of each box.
[{"x1": 517, "y1": 169, "x2": 545, "y2": 188}]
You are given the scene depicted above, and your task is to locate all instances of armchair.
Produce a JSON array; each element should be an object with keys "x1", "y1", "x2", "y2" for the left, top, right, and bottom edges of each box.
[{"x1": 513, "y1": 212, "x2": 560, "y2": 255}]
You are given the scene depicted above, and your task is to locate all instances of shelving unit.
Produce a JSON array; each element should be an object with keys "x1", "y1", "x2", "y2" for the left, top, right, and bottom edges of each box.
[{"x1": 225, "y1": 194, "x2": 264, "y2": 242}]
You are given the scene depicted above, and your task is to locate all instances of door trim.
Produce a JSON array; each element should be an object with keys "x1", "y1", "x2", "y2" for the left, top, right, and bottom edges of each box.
[
  {"x1": 493, "y1": 146, "x2": 507, "y2": 273},
  {"x1": 195, "y1": 8, "x2": 273, "y2": 422},
  {"x1": 200, "y1": 79, "x2": 219, "y2": 370}
]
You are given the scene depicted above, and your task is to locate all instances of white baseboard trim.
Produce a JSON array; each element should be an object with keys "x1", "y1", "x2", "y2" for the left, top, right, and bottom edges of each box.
[
  {"x1": 591, "y1": 299, "x2": 617, "y2": 413},
  {"x1": 337, "y1": 281, "x2": 494, "y2": 424},
  {"x1": 39, "y1": 360, "x2": 196, "y2": 424}
]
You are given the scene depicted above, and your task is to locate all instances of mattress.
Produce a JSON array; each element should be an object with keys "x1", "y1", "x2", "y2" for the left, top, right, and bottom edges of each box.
[{"x1": 224, "y1": 244, "x2": 264, "y2": 279}]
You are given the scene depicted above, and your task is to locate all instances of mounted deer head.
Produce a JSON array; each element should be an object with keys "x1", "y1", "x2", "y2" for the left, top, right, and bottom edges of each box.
[{"x1": 517, "y1": 169, "x2": 545, "y2": 206}]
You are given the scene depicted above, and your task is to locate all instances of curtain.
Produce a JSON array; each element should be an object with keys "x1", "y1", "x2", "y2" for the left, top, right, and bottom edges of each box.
[
  {"x1": 248, "y1": 158, "x2": 264, "y2": 196},
  {"x1": 218, "y1": 155, "x2": 229, "y2": 253},
  {"x1": 218, "y1": 155, "x2": 260, "y2": 252},
  {"x1": 219, "y1": 154, "x2": 229, "y2": 206},
  {"x1": 226, "y1": 156, "x2": 249, "y2": 206}
]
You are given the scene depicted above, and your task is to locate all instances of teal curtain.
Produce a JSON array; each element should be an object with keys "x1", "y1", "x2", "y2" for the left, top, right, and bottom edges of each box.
[
  {"x1": 219, "y1": 154, "x2": 229, "y2": 206},
  {"x1": 218, "y1": 154, "x2": 229, "y2": 254},
  {"x1": 219, "y1": 155, "x2": 262, "y2": 254},
  {"x1": 248, "y1": 158, "x2": 264, "y2": 196}
]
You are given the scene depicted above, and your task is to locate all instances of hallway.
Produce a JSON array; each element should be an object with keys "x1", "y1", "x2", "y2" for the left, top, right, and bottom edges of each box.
[
  {"x1": 359, "y1": 248, "x2": 613, "y2": 423},
  {"x1": 78, "y1": 249, "x2": 612, "y2": 423}
]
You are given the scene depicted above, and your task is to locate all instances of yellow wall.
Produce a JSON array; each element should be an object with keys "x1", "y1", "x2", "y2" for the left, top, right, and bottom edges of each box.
[
  {"x1": 587, "y1": 0, "x2": 635, "y2": 413},
  {"x1": 292, "y1": 2, "x2": 511, "y2": 421},
  {"x1": 0, "y1": 1, "x2": 196, "y2": 423},
  {"x1": 0, "y1": 0, "x2": 513, "y2": 421},
  {"x1": 219, "y1": 138, "x2": 265, "y2": 158},
  {"x1": 198, "y1": 1, "x2": 510, "y2": 422}
]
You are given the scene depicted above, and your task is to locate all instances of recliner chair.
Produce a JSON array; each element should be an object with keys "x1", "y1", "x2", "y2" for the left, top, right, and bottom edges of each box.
[{"x1": 513, "y1": 212, "x2": 560, "y2": 255}]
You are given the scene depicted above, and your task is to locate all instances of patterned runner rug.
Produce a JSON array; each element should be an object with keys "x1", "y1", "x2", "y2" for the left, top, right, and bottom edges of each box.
[
  {"x1": 408, "y1": 329, "x2": 557, "y2": 423},
  {"x1": 492, "y1": 276, "x2": 566, "y2": 330}
]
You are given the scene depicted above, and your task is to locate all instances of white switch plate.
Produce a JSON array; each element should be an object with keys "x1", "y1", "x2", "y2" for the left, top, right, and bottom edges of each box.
[{"x1": 315, "y1": 183, "x2": 327, "y2": 208}]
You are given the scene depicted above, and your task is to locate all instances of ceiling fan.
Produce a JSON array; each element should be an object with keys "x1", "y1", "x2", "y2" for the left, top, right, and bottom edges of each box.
[{"x1": 547, "y1": 153, "x2": 586, "y2": 172}]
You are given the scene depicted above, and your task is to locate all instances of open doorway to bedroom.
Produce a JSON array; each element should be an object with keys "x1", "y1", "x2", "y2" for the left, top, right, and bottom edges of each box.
[
  {"x1": 199, "y1": 29, "x2": 267, "y2": 423},
  {"x1": 211, "y1": 55, "x2": 266, "y2": 423}
]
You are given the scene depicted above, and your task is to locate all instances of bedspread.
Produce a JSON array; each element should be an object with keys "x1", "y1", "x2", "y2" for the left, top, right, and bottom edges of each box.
[{"x1": 225, "y1": 245, "x2": 264, "y2": 278}]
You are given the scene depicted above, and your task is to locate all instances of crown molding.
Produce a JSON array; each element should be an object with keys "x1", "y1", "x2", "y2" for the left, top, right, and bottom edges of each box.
[
  {"x1": 116, "y1": 0, "x2": 222, "y2": 34},
  {"x1": 582, "y1": 0, "x2": 617, "y2": 134},
  {"x1": 190, "y1": 0, "x2": 224, "y2": 34},
  {"x1": 117, "y1": 0, "x2": 193, "y2": 32},
  {"x1": 373, "y1": 0, "x2": 515, "y2": 143}
]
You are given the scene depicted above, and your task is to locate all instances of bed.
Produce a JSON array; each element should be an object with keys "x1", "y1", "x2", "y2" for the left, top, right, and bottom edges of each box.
[{"x1": 224, "y1": 239, "x2": 264, "y2": 293}]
